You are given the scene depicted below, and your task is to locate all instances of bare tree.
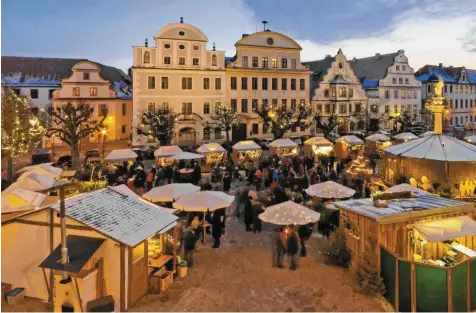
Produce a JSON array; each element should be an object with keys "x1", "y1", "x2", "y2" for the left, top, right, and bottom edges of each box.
[
  {"x1": 256, "y1": 102, "x2": 312, "y2": 139},
  {"x1": 314, "y1": 111, "x2": 341, "y2": 139},
  {"x1": 204, "y1": 103, "x2": 241, "y2": 144},
  {"x1": 137, "y1": 107, "x2": 178, "y2": 145},
  {"x1": 47, "y1": 103, "x2": 106, "y2": 169}
]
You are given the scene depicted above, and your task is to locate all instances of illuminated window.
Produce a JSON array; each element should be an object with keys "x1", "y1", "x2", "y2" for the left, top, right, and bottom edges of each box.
[
  {"x1": 272, "y1": 58, "x2": 278, "y2": 68},
  {"x1": 90, "y1": 87, "x2": 97, "y2": 96},
  {"x1": 331, "y1": 87, "x2": 336, "y2": 97},
  {"x1": 73, "y1": 87, "x2": 80, "y2": 96},
  {"x1": 262, "y1": 57, "x2": 268, "y2": 68},
  {"x1": 338, "y1": 87, "x2": 347, "y2": 97},
  {"x1": 401, "y1": 89, "x2": 406, "y2": 99}
]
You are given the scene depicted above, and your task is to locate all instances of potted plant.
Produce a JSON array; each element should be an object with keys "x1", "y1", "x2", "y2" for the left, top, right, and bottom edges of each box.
[{"x1": 177, "y1": 258, "x2": 188, "y2": 278}]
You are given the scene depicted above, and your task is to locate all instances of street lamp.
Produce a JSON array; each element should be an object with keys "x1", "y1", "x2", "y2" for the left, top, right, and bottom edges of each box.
[{"x1": 101, "y1": 129, "x2": 107, "y2": 157}]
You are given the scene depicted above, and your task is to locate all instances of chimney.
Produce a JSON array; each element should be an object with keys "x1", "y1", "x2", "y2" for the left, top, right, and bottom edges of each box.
[
  {"x1": 375, "y1": 53, "x2": 380, "y2": 59},
  {"x1": 213, "y1": 42, "x2": 216, "y2": 51},
  {"x1": 144, "y1": 38, "x2": 148, "y2": 47},
  {"x1": 242, "y1": 34, "x2": 249, "y2": 39},
  {"x1": 439, "y1": 63, "x2": 443, "y2": 68}
]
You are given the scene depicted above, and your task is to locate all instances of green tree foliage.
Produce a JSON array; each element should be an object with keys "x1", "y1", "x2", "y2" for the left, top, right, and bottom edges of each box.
[
  {"x1": 322, "y1": 228, "x2": 351, "y2": 268},
  {"x1": 353, "y1": 239, "x2": 386, "y2": 296}
]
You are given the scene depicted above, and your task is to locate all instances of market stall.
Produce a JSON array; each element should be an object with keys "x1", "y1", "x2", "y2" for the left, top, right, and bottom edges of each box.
[
  {"x1": 196, "y1": 143, "x2": 226, "y2": 169},
  {"x1": 105, "y1": 149, "x2": 138, "y2": 163},
  {"x1": 345, "y1": 154, "x2": 374, "y2": 178},
  {"x1": 143, "y1": 183, "x2": 200, "y2": 203},
  {"x1": 231, "y1": 141, "x2": 262, "y2": 165},
  {"x1": 268, "y1": 139, "x2": 299, "y2": 157},
  {"x1": 392, "y1": 132, "x2": 419, "y2": 144},
  {"x1": 303, "y1": 137, "x2": 333, "y2": 160},
  {"x1": 335, "y1": 135, "x2": 364, "y2": 159},
  {"x1": 154, "y1": 145, "x2": 183, "y2": 166},
  {"x1": 464, "y1": 135, "x2": 476, "y2": 145},
  {"x1": 365, "y1": 134, "x2": 392, "y2": 154}
]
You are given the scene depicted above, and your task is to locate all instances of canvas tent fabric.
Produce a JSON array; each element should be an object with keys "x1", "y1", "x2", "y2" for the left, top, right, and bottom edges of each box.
[
  {"x1": 365, "y1": 134, "x2": 391, "y2": 142},
  {"x1": 173, "y1": 191, "x2": 233, "y2": 212},
  {"x1": 143, "y1": 183, "x2": 200, "y2": 202},
  {"x1": 306, "y1": 181, "x2": 356, "y2": 199},
  {"x1": 39, "y1": 235, "x2": 105, "y2": 273},
  {"x1": 154, "y1": 145, "x2": 183, "y2": 157},
  {"x1": 413, "y1": 216, "x2": 476, "y2": 242},
  {"x1": 336, "y1": 135, "x2": 364, "y2": 145},
  {"x1": 259, "y1": 200, "x2": 320, "y2": 225},
  {"x1": 6, "y1": 172, "x2": 57, "y2": 192},
  {"x1": 385, "y1": 183, "x2": 431, "y2": 196},
  {"x1": 196, "y1": 143, "x2": 226, "y2": 153},
  {"x1": 393, "y1": 132, "x2": 419, "y2": 141},
  {"x1": 49, "y1": 187, "x2": 178, "y2": 247},
  {"x1": 105, "y1": 149, "x2": 138, "y2": 162},
  {"x1": 269, "y1": 138, "x2": 298, "y2": 148},
  {"x1": 232, "y1": 140, "x2": 261, "y2": 150},
  {"x1": 304, "y1": 137, "x2": 332, "y2": 147},
  {"x1": 167, "y1": 152, "x2": 204, "y2": 160},
  {"x1": 1, "y1": 188, "x2": 47, "y2": 214}
]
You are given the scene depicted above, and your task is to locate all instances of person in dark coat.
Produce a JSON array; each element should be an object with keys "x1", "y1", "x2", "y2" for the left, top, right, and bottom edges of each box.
[
  {"x1": 211, "y1": 211, "x2": 223, "y2": 248},
  {"x1": 298, "y1": 224, "x2": 312, "y2": 257},
  {"x1": 165, "y1": 165, "x2": 173, "y2": 184},
  {"x1": 253, "y1": 203, "x2": 264, "y2": 233},
  {"x1": 223, "y1": 172, "x2": 231, "y2": 192},
  {"x1": 244, "y1": 196, "x2": 253, "y2": 232},
  {"x1": 193, "y1": 163, "x2": 202, "y2": 185},
  {"x1": 134, "y1": 166, "x2": 146, "y2": 195},
  {"x1": 365, "y1": 181, "x2": 371, "y2": 198},
  {"x1": 183, "y1": 228, "x2": 200, "y2": 267},
  {"x1": 286, "y1": 225, "x2": 300, "y2": 270}
]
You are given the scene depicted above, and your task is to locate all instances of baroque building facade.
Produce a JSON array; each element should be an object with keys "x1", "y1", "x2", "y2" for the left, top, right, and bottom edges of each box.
[
  {"x1": 415, "y1": 64, "x2": 476, "y2": 126},
  {"x1": 304, "y1": 49, "x2": 368, "y2": 132}
]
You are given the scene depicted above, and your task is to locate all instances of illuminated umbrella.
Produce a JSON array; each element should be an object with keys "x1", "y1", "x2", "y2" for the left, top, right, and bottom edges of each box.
[
  {"x1": 306, "y1": 181, "x2": 356, "y2": 199},
  {"x1": 167, "y1": 152, "x2": 204, "y2": 160},
  {"x1": 173, "y1": 191, "x2": 233, "y2": 212},
  {"x1": 386, "y1": 183, "x2": 431, "y2": 196},
  {"x1": 143, "y1": 183, "x2": 200, "y2": 202},
  {"x1": 259, "y1": 201, "x2": 320, "y2": 225},
  {"x1": 1, "y1": 188, "x2": 47, "y2": 213}
]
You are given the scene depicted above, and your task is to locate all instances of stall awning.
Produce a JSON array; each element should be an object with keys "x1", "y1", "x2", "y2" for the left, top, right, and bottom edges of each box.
[{"x1": 414, "y1": 216, "x2": 476, "y2": 242}]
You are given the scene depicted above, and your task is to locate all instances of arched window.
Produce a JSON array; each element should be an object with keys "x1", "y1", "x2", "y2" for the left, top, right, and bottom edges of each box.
[
  {"x1": 143, "y1": 51, "x2": 150, "y2": 64},
  {"x1": 212, "y1": 55, "x2": 217, "y2": 66}
]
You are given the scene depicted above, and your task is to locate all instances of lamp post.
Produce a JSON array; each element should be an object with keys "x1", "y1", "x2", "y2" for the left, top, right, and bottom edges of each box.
[{"x1": 101, "y1": 129, "x2": 107, "y2": 157}]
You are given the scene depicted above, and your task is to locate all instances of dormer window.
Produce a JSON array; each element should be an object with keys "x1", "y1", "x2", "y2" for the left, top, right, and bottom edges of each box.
[
  {"x1": 179, "y1": 31, "x2": 185, "y2": 36},
  {"x1": 338, "y1": 63, "x2": 343, "y2": 69},
  {"x1": 83, "y1": 73, "x2": 90, "y2": 80},
  {"x1": 143, "y1": 51, "x2": 150, "y2": 64},
  {"x1": 462, "y1": 74, "x2": 466, "y2": 82}
]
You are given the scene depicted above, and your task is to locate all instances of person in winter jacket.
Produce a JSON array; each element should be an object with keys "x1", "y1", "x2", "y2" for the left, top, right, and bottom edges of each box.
[
  {"x1": 286, "y1": 225, "x2": 301, "y2": 270},
  {"x1": 252, "y1": 202, "x2": 264, "y2": 233},
  {"x1": 244, "y1": 196, "x2": 253, "y2": 232},
  {"x1": 183, "y1": 228, "x2": 200, "y2": 267},
  {"x1": 211, "y1": 211, "x2": 223, "y2": 248},
  {"x1": 134, "y1": 166, "x2": 146, "y2": 195}
]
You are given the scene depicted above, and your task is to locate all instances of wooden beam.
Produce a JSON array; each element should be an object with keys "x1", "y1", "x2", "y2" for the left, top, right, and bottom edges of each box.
[
  {"x1": 48, "y1": 210, "x2": 54, "y2": 303},
  {"x1": 41, "y1": 267, "x2": 51, "y2": 299},
  {"x1": 73, "y1": 277, "x2": 84, "y2": 313},
  {"x1": 447, "y1": 268, "x2": 453, "y2": 312},
  {"x1": 120, "y1": 244, "x2": 125, "y2": 312},
  {"x1": 467, "y1": 260, "x2": 471, "y2": 313}
]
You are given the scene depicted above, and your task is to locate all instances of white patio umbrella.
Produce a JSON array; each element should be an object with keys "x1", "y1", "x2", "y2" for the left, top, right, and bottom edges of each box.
[
  {"x1": 259, "y1": 201, "x2": 320, "y2": 225},
  {"x1": 173, "y1": 191, "x2": 233, "y2": 212},
  {"x1": 105, "y1": 149, "x2": 138, "y2": 162},
  {"x1": 306, "y1": 181, "x2": 356, "y2": 199},
  {"x1": 202, "y1": 191, "x2": 235, "y2": 203},
  {"x1": 1, "y1": 188, "x2": 47, "y2": 213},
  {"x1": 143, "y1": 183, "x2": 200, "y2": 202},
  {"x1": 167, "y1": 152, "x2": 204, "y2": 160},
  {"x1": 154, "y1": 145, "x2": 183, "y2": 157},
  {"x1": 386, "y1": 183, "x2": 431, "y2": 196}
]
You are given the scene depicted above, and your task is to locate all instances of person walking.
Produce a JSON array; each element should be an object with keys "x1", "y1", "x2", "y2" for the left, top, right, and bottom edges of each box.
[
  {"x1": 286, "y1": 225, "x2": 300, "y2": 270},
  {"x1": 298, "y1": 224, "x2": 312, "y2": 257},
  {"x1": 274, "y1": 227, "x2": 287, "y2": 268},
  {"x1": 183, "y1": 227, "x2": 200, "y2": 268},
  {"x1": 193, "y1": 163, "x2": 202, "y2": 185},
  {"x1": 252, "y1": 202, "x2": 264, "y2": 233},
  {"x1": 146, "y1": 167, "x2": 156, "y2": 191},
  {"x1": 244, "y1": 196, "x2": 253, "y2": 232},
  {"x1": 134, "y1": 166, "x2": 146, "y2": 195},
  {"x1": 223, "y1": 172, "x2": 231, "y2": 192},
  {"x1": 211, "y1": 211, "x2": 223, "y2": 248}
]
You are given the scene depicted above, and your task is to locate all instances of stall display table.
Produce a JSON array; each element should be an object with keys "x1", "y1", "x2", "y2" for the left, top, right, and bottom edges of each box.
[{"x1": 148, "y1": 255, "x2": 173, "y2": 269}]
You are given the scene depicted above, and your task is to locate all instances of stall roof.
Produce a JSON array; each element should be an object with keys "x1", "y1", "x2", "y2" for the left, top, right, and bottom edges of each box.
[
  {"x1": 196, "y1": 142, "x2": 226, "y2": 153},
  {"x1": 414, "y1": 216, "x2": 476, "y2": 242},
  {"x1": 365, "y1": 134, "x2": 391, "y2": 142},
  {"x1": 393, "y1": 132, "x2": 419, "y2": 141},
  {"x1": 269, "y1": 138, "x2": 297, "y2": 148},
  {"x1": 233, "y1": 140, "x2": 261, "y2": 150},
  {"x1": 110, "y1": 185, "x2": 177, "y2": 214},
  {"x1": 105, "y1": 149, "x2": 138, "y2": 162},
  {"x1": 336, "y1": 135, "x2": 364, "y2": 145},
  {"x1": 50, "y1": 187, "x2": 178, "y2": 247},
  {"x1": 39, "y1": 235, "x2": 105, "y2": 273},
  {"x1": 304, "y1": 137, "x2": 332, "y2": 147},
  {"x1": 154, "y1": 145, "x2": 183, "y2": 157},
  {"x1": 334, "y1": 195, "x2": 472, "y2": 224}
]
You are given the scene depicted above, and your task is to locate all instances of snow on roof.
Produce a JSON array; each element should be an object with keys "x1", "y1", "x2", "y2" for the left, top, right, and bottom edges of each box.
[
  {"x1": 365, "y1": 134, "x2": 391, "y2": 142},
  {"x1": 393, "y1": 132, "x2": 419, "y2": 140},
  {"x1": 336, "y1": 135, "x2": 364, "y2": 145},
  {"x1": 233, "y1": 140, "x2": 261, "y2": 150},
  {"x1": 50, "y1": 187, "x2": 178, "y2": 247},
  {"x1": 384, "y1": 134, "x2": 476, "y2": 161},
  {"x1": 196, "y1": 142, "x2": 226, "y2": 153},
  {"x1": 154, "y1": 145, "x2": 183, "y2": 157},
  {"x1": 304, "y1": 137, "x2": 332, "y2": 146},
  {"x1": 269, "y1": 138, "x2": 297, "y2": 148}
]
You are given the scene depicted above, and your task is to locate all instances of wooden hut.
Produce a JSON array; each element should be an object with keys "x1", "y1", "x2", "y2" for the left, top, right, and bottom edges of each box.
[
  {"x1": 196, "y1": 143, "x2": 226, "y2": 165},
  {"x1": 231, "y1": 141, "x2": 262, "y2": 165},
  {"x1": 335, "y1": 135, "x2": 364, "y2": 159},
  {"x1": 393, "y1": 132, "x2": 419, "y2": 144},
  {"x1": 269, "y1": 139, "x2": 299, "y2": 156},
  {"x1": 365, "y1": 134, "x2": 392, "y2": 154},
  {"x1": 334, "y1": 194, "x2": 476, "y2": 312},
  {"x1": 303, "y1": 137, "x2": 333, "y2": 160}
]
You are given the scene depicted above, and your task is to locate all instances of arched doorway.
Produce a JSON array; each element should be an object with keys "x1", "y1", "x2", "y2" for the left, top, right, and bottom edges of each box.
[
  {"x1": 350, "y1": 121, "x2": 356, "y2": 131},
  {"x1": 178, "y1": 127, "x2": 196, "y2": 147},
  {"x1": 357, "y1": 120, "x2": 365, "y2": 130}
]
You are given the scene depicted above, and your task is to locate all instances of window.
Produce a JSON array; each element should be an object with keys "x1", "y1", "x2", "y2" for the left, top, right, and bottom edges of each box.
[
  {"x1": 462, "y1": 74, "x2": 466, "y2": 82},
  {"x1": 413, "y1": 104, "x2": 417, "y2": 113},
  {"x1": 73, "y1": 87, "x2": 80, "y2": 96},
  {"x1": 252, "y1": 99, "x2": 258, "y2": 112},
  {"x1": 262, "y1": 78, "x2": 268, "y2": 90},
  {"x1": 455, "y1": 99, "x2": 458, "y2": 109},
  {"x1": 394, "y1": 90, "x2": 399, "y2": 99},
  {"x1": 402, "y1": 65, "x2": 406, "y2": 71},
  {"x1": 339, "y1": 105, "x2": 346, "y2": 114},
  {"x1": 161, "y1": 77, "x2": 169, "y2": 89},
  {"x1": 300, "y1": 79, "x2": 305, "y2": 90},
  {"x1": 427, "y1": 85, "x2": 431, "y2": 92},
  {"x1": 272, "y1": 58, "x2": 278, "y2": 68},
  {"x1": 282, "y1": 99, "x2": 287, "y2": 110},
  {"x1": 394, "y1": 105, "x2": 398, "y2": 113},
  {"x1": 316, "y1": 104, "x2": 322, "y2": 112},
  {"x1": 212, "y1": 55, "x2": 217, "y2": 66},
  {"x1": 215, "y1": 78, "x2": 221, "y2": 90},
  {"x1": 242, "y1": 77, "x2": 248, "y2": 90},
  {"x1": 179, "y1": 57, "x2": 186, "y2": 65},
  {"x1": 401, "y1": 89, "x2": 406, "y2": 99},
  {"x1": 405, "y1": 78, "x2": 409, "y2": 84},
  {"x1": 143, "y1": 51, "x2": 150, "y2": 64},
  {"x1": 122, "y1": 125, "x2": 126, "y2": 134},
  {"x1": 396, "y1": 65, "x2": 400, "y2": 70},
  {"x1": 393, "y1": 78, "x2": 397, "y2": 84},
  {"x1": 90, "y1": 87, "x2": 97, "y2": 96},
  {"x1": 241, "y1": 99, "x2": 248, "y2": 113},
  {"x1": 262, "y1": 99, "x2": 268, "y2": 109},
  {"x1": 203, "y1": 78, "x2": 210, "y2": 90},
  {"x1": 182, "y1": 102, "x2": 192, "y2": 115},
  {"x1": 324, "y1": 89, "x2": 329, "y2": 97},
  {"x1": 193, "y1": 45, "x2": 199, "y2": 51},
  {"x1": 29, "y1": 89, "x2": 39, "y2": 99},
  {"x1": 164, "y1": 44, "x2": 171, "y2": 49},
  {"x1": 331, "y1": 87, "x2": 336, "y2": 97},
  {"x1": 161, "y1": 102, "x2": 169, "y2": 110},
  {"x1": 465, "y1": 99, "x2": 468, "y2": 108},
  {"x1": 148, "y1": 76, "x2": 156, "y2": 89},
  {"x1": 231, "y1": 77, "x2": 237, "y2": 90},
  {"x1": 385, "y1": 105, "x2": 389, "y2": 114},
  {"x1": 291, "y1": 79, "x2": 296, "y2": 90},
  {"x1": 288, "y1": 99, "x2": 296, "y2": 111},
  {"x1": 291, "y1": 59, "x2": 296, "y2": 69},
  {"x1": 272, "y1": 78, "x2": 278, "y2": 90},
  {"x1": 282, "y1": 78, "x2": 287, "y2": 90},
  {"x1": 214, "y1": 128, "x2": 222, "y2": 139},
  {"x1": 179, "y1": 44, "x2": 185, "y2": 50},
  {"x1": 338, "y1": 63, "x2": 343, "y2": 69},
  {"x1": 83, "y1": 73, "x2": 90, "y2": 80},
  {"x1": 147, "y1": 102, "x2": 156, "y2": 112},
  {"x1": 325, "y1": 104, "x2": 331, "y2": 113},
  {"x1": 471, "y1": 99, "x2": 474, "y2": 107},
  {"x1": 413, "y1": 90, "x2": 417, "y2": 99},
  {"x1": 214, "y1": 102, "x2": 221, "y2": 114},
  {"x1": 444, "y1": 85, "x2": 447, "y2": 94},
  {"x1": 399, "y1": 78, "x2": 403, "y2": 84},
  {"x1": 31, "y1": 107, "x2": 39, "y2": 115},
  {"x1": 460, "y1": 85, "x2": 463, "y2": 93},
  {"x1": 449, "y1": 85, "x2": 453, "y2": 93},
  {"x1": 164, "y1": 57, "x2": 171, "y2": 64},
  {"x1": 407, "y1": 89, "x2": 412, "y2": 99},
  {"x1": 48, "y1": 89, "x2": 55, "y2": 99},
  {"x1": 449, "y1": 99, "x2": 453, "y2": 108},
  {"x1": 179, "y1": 31, "x2": 185, "y2": 36},
  {"x1": 252, "y1": 123, "x2": 259, "y2": 134},
  {"x1": 242, "y1": 56, "x2": 248, "y2": 67},
  {"x1": 230, "y1": 99, "x2": 237, "y2": 112},
  {"x1": 99, "y1": 104, "x2": 107, "y2": 116},
  {"x1": 193, "y1": 58, "x2": 199, "y2": 66},
  {"x1": 338, "y1": 87, "x2": 346, "y2": 97},
  {"x1": 262, "y1": 57, "x2": 268, "y2": 68},
  {"x1": 252, "y1": 77, "x2": 258, "y2": 90},
  {"x1": 465, "y1": 85, "x2": 469, "y2": 93},
  {"x1": 272, "y1": 99, "x2": 278, "y2": 106},
  {"x1": 182, "y1": 77, "x2": 192, "y2": 90},
  {"x1": 13, "y1": 88, "x2": 20, "y2": 96},
  {"x1": 355, "y1": 103, "x2": 362, "y2": 113},
  {"x1": 281, "y1": 58, "x2": 287, "y2": 68},
  {"x1": 252, "y1": 57, "x2": 258, "y2": 67},
  {"x1": 349, "y1": 88, "x2": 353, "y2": 98},
  {"x1": 121, "y1": 103, "x2": 127, "y2": 116}
]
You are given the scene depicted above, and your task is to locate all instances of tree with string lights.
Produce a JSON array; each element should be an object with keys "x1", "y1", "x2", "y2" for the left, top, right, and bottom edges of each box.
[
  {"x1": 255, "y1": 101, "x2": 312, "y2": 139},
  {"x1": 137, "y1": 106, "x2": 177, "y2": 145},
  {"x1": 47, "y1": 102, "x2": 107, "y2": 169},
  {"x1": 204, "y1": 103, "x2": 241, "y2": 145},
  {"x1": 314, "y1": 111, "x2": 342, "y2": 139},
  {"x1": 1, "y1": 88, "x2": 46, "y2": 182}
]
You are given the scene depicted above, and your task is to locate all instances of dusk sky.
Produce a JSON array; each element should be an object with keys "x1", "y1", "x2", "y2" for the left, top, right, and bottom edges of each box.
[{"x1": 2, "y1": 0, "x2": 476, "y2": 72}]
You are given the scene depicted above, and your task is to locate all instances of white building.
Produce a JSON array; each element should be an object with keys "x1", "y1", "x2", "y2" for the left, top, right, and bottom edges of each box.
[{"x1": 415, "y1": 64, "x2": 476, "y2": 126}]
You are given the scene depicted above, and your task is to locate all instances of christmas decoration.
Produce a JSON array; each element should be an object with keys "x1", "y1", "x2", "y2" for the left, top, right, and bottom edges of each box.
[
  {"x1": 353, "y1": 239, "x2": 386, "y2": 296},
  {"x1": 204, "y1": 103, "x2": 241, "y2": 146},
  {"x1": 345, "y1": 155, "x2": 373, "y2": 177},
  {"x1": 321, "y1": 228, "x2": 351, "y2": 268},
  {"x1": 137, "y1": 107, "x2": 177, "y2": 145}
]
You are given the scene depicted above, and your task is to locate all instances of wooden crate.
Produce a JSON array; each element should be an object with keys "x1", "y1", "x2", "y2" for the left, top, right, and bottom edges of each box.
[{"x1": 159, "y1": 271, "x2": 173, "y2": 292}]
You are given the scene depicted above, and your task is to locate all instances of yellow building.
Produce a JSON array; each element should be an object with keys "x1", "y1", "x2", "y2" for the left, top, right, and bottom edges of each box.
[
  {"x1": 52, "y1": 61, "x2": 133, "y2": 144},
  {"x1": 225, "y1": 29, "x2": 313, "y2": 141}
]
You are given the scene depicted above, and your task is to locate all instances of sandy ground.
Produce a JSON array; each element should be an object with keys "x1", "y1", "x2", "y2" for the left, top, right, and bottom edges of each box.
[{"x1": 131, "y1": 218, "x2": 384, "y2": 312}]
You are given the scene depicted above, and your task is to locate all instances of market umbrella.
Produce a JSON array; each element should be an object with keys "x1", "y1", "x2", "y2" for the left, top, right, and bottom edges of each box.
[
  {"x1": 306, "y1": 181, "x2": 356, "y2": 199},
  {"x1": 167, "y1": 152, "x2": 204, "y2": 160},
  {"x1": 1, "y1": 188, "x2": 47, "y2": 213},
  {"x1": 173, "y1": 191, "x2": 233, "y2": 212},
  {"x1": 259, "y1": 200, "x2": 320, "y2": 225},
  {"x1": 202, "y1": 191, "x2": 235, "y2": 203},
  {"x1": 143, "y1": 183, "x2": 200, "y2": 202},
  {"x1": 154, "y1": 145, "x2": 183, "y2": 157},
  {"x1": 105, "y1": 149, "x2": 138, "y2": 162},
  {"x1": 386, "y1": 183, "x2": 431, "y2": 196}
]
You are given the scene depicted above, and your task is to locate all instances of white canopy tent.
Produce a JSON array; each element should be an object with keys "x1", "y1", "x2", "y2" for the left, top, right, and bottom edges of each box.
[
  {"x1": 1, "y1": 188, "x2": 47, "y2": 214},
  {"x1": 385, "y1": 183, "x2": 431, "y2": 196},
  {"x1": 365, "y1": 134, "x2": 391, "y2": 142},
  {"x1": 16, "y1": 163, "x2": 62, "y2": 176},
  {"x1": 304, "y1": 137, "x2": 332, "y2": 147},
  {"x1": 143, "y1": 183, "x2": 200, "y2": 202},
  {"x1": 154, "y1": 145, "x2": 183, "y2": 157},
  {"x1": 196, "y1": 143, "x2": 226, "y2": 153},
  {"x1": 232, "y1": 140, "x2": 261, "y2": 150},
  {"x1": 167, "y1": 152, "x2": 204, "y2": 160},
  {"x1": 173, "y1": 191, "x2": 233, "y2": 212},
  {"x1": 336, "y1": 135, "x2": 364, "y2": 145},
  {"x1": 306, "y1": 181, "x2": 356, "y2": 199},
  {"x1": 269, "y1": 138, "x2": 297, "y2": 148},
  {"x1": 414, "y1": 216, "x2": 476, "y2": 242},
  {"x1": 105, "y1": 149, "x2": 138, "y2": 162},
  {"x1": 259, "y1": 200, "x2": 320, "y2": 225},
  {"x1": 393, "y1": 132, "x2": 419, "y2": 141}
]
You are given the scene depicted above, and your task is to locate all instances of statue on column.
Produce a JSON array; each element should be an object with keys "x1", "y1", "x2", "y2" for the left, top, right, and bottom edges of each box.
[{"x1": 434, "y1": 77, "x2": 444, "y2": 97}]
